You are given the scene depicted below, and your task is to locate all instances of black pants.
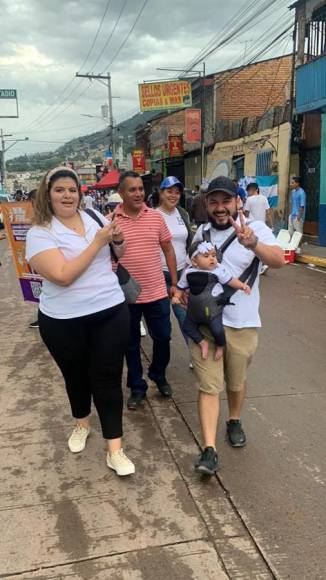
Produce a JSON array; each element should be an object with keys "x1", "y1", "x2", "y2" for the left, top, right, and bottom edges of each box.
[
  {"x1": 39, "y1": 302, "x2": 129, "y2": 439},
  {"x1": 183, "y1": 312, "x2": 226, "y2": 347}
]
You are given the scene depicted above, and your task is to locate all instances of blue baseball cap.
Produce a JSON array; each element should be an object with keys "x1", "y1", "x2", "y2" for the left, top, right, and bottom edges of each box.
[{"x1": 160, "y1": 176, "x2": 184, "y2": 191}]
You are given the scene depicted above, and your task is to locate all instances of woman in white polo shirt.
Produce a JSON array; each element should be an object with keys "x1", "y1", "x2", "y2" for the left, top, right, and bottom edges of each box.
[
  {"x1": 26, "y1": 166, "x2": 134, "y2": 476},
  {"x1": 157, "y1": 176, "x2": 193, "y2": 346}
]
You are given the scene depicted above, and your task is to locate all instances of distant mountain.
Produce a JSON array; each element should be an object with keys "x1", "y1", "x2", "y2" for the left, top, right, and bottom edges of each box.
[{"x1": 7, "y1": 110, "x2": 154, "y2": 173}]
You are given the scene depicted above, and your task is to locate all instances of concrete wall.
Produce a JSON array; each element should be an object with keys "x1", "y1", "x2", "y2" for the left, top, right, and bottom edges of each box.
[{"x1": 206, "y1": 122, "x2": 292, "y2": 211}]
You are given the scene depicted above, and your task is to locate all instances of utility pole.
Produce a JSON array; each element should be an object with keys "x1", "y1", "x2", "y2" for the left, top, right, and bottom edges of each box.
[
  {"x1": 0, "y1": 130, "x2": 28, "y2": 191},
  {"x1": 76, "y1": 72, "x2": 116, "y2": 166},
  {"x1": 200, "y1": 62, "x2": 206, "y2": 185},
  {"x1": 0, "y1": 129, "x2": 7, "y2": 190}
]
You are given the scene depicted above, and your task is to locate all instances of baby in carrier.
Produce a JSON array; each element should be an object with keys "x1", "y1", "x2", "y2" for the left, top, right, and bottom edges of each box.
[{"x1": 172, "y1": 241, "x2": 251, "y2": 361}]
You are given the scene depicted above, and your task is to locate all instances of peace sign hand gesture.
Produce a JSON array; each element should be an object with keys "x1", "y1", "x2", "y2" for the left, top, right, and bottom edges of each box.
[{"x1": 229, "y1": 210, "x2": 259, "y2": 250}]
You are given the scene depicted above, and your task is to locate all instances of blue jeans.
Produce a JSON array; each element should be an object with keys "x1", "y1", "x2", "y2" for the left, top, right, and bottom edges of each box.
[
  {"x1": 163, "y1": 270, "x2": 188, "y2": 344},
  {"x1": 126, "y1": 298, "x2": 171, "y2": 395}
]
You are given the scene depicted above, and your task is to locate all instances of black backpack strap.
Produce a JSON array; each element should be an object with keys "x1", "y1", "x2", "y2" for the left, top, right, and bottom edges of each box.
[
  {"x1": 84, "y1": 208, "x2": 104, "y2": 228},
  {"x1": 84, "y1": 208, "x2": 118, "y2": 262},
  {"x1": 217, "y1": 257, "x2": 260, "y2": 306}
]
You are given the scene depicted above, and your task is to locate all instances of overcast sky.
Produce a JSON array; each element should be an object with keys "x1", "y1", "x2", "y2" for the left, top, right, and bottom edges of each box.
[{"x1": 0, "y1": 0, "x2": 294, "y2": 160}]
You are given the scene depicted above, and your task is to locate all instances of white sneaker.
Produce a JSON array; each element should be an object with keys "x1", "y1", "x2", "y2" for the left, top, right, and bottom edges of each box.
[
  {"x1": 107, "y1": 449, "x2": 135, "y2": 476},
  {"x1": 189, "y1": 361, "x2": 194, "y2": 370},
  {"x1": 140, "y1": 320, "x2": 147, "y2": 337},
  {"x1": 68, "y1": 425, "x2": 90, "y2": 453}
]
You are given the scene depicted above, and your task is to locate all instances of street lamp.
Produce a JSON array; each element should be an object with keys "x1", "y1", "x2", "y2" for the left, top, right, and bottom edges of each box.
[{"x1": 0, "y1": 130, "x2": 29, "y2": 191}]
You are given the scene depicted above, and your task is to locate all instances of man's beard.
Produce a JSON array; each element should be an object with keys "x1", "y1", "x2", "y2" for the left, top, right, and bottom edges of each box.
[{"x1": 209, "y1": 210, "x2": 238, "y2": 230}]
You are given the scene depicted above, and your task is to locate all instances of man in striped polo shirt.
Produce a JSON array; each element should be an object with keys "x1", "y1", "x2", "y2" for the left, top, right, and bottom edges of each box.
[{"x1": 115, "y1": 171, "x2": 178, "y2": 410}]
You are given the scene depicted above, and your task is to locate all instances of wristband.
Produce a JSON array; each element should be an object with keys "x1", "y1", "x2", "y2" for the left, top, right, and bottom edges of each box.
[{"x1": 112, "y1": 239, "x2": 124, "y2": 245}]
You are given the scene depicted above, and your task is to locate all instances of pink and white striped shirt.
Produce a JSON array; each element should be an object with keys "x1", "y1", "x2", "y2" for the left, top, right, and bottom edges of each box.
[{"x1": 114, "y1": 203, "x2": 172, "y2": 303}]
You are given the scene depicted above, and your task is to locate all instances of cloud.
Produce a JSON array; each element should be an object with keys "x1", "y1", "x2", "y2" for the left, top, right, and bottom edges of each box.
[{"x1": 0, "y1": 0, "x2": 293, "y2": 160}]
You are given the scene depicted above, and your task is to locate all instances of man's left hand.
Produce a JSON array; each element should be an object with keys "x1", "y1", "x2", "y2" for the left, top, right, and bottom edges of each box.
[
  {"x1": 169, "y1": 285, "x2": 178, "y2": 299},
  {"x1": 229, "y1": 211, "x2": 258, "y2": 249}
]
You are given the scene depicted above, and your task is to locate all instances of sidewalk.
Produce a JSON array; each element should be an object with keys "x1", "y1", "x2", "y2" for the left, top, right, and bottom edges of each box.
[
  {"x1": 296, "y1": 241, "x2": 326, "y2": 268},
  {"x1": 0, "y1": 240, "x2": 271, "y2": 579},
  {"x1": 1, "y1": 239, "x2": 326, "y2": 578}
]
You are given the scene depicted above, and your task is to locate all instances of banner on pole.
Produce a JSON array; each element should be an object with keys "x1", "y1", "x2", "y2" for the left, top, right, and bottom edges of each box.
[
  {"x1": 1, "y1": 202, "x2": 42, "y2": 302},
  {"x1": 138, "y1": 81, "x2": 192, "y2": 111},
  {"x1": 185, "y1": 108, "x2": 201, "y2": 143},
  {"x1": 168, "y1": 135, "x2": 184, "y2": 157},
  {"x1": 132, "y1": 149, "x2": 146, "y2": 173}
]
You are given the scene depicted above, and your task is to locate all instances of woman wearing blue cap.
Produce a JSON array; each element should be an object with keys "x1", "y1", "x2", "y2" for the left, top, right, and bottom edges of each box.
[{"x1": 157, "y1": 176, "x2": 193, "y2": 361}]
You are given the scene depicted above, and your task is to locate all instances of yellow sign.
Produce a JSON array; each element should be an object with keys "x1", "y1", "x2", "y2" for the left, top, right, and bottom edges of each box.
[{"x1": 139, "y1": 81, "x2": 192, "y2": 111}]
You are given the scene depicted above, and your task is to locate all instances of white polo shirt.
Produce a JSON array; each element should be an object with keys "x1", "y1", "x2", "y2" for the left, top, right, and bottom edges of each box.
[
  {"x1": 26, "y1": 210, "x2": 124, "y2": 319},
  {"x1": 193, "y1": 220, "x2": 277, "y2": 328}
]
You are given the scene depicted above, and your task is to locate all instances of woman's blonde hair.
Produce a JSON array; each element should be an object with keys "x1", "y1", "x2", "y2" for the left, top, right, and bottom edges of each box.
[{"x1": 33, "y1": 167, "x2": 82, "y2": 226}]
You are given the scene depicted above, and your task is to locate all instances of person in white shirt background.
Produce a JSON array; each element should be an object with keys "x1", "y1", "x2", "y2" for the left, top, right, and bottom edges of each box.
[
  {"x1": 25, "y1": 166, "x2": 135, "y2": 477},
  {"x1": 244, "y1": 182, "x2": 274, "y2": 228},
  {"x1": 156, "y1": 176, "x2": 194, "y2": 360},
  {"x1": 83, "y1": 192, "x2": 95, "y2": 210}
]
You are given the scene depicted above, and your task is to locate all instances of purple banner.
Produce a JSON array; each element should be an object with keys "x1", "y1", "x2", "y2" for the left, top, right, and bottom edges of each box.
[{"x1": 19, "y1": 278, "x2": 42, "y2": 303}]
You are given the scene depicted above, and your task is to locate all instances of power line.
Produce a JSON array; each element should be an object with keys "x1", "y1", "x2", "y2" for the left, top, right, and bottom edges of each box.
[
  {"x1": 182, "y1": 0, "x2": 265, "y2": 73},
  {"x1": 87, "y1": 0, "x2": 128, "y2": 73},
  {"x1": 26, "y1": 0, "x2": 130, "y2": 133},
  {"x1": 182, "y1": 0, "x2": 284, "y2": 74},
  {"x1": 10, "y1": 120, "x2": 105, "y2": 135},
  {"x1": 101, "y1": 0, "x2": 149, "y2": 72},
  {"x1": 36, "y1": 0, "x2": 149, "y2": 132},
  {"x1": 77, "y1": 0, "x2": 113, "y2": 73},
  {"x1": 19, "y1": 0, "x2": 115, "y2": 133}
]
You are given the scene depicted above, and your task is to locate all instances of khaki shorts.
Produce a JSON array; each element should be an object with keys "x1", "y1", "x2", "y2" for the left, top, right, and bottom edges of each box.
[{"x1": 189, "y1": 326, "x2": 258, "y2": 395}]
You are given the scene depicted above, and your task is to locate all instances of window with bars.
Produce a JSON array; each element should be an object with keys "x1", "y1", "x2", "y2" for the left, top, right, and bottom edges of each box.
[
  {"x1": 256, "y1": 150, "x2": 273, "y2": 176},
  {"x1": 305, "y1": 6, "x2": 326, "y2": 61}
]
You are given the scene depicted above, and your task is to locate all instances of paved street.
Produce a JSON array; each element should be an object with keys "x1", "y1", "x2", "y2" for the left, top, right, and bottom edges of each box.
[{"x1": 1, "y1": 238, "x2": 326, "y2": 579}]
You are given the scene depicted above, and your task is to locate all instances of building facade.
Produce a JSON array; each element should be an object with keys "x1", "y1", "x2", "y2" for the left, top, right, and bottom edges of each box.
[
  {"x1": 135, "y1": 55, "x2": 293, "y2": 201},
  {"x1": 292, "y1": 0, "x2": 326, "y2": 244}
]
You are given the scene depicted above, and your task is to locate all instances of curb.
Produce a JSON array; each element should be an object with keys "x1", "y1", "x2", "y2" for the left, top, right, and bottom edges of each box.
[{"x1": 295, "y1": 254, "x2": 326, "y2": 268}]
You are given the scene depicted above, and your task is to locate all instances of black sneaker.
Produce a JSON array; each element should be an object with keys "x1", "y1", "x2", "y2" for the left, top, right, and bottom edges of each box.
[
  {"x1": 127, "y1": 393, "x2": 146, "y2": 411},
  {"x1": 157, "y1": 381, "x2": 172, "y2": 397},
  {"x1": 29, "y1": 320, "x2": 39, "y2": 329},
  {"x1": 194, "y1": 447, "x2": 219, "y2": 475},
  {"x1": 226, "y1": 419, "x2": 246, "y2": 447},
  {"x1": 149, "y1": 375, "x2": 173, "y2": 397}
]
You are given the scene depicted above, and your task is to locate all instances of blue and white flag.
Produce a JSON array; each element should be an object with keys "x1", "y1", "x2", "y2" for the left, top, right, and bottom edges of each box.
[{"x1": 239, "y1": 176, "x2": 278, "y2": 208}]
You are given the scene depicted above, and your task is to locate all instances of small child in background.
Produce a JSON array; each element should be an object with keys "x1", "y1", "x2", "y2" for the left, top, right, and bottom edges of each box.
[{"x1": 172, "y1": 241, "x2": 251, "y2": 361}]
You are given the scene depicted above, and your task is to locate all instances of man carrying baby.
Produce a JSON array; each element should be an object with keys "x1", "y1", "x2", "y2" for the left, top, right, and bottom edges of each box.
[{"x1": 183, "y1": 176, "x2": 284, "y2": 475}]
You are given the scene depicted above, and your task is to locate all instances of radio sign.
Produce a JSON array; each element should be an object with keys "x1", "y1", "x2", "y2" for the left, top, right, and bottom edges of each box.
[{"x1": 0, "y1": 89, "x2": 17, "y2": 99}]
